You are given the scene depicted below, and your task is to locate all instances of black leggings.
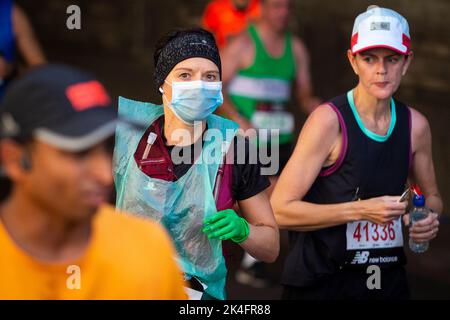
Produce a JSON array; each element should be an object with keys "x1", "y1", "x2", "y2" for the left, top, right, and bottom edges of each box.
[{"x1": 282, "y1": 266, "x2": 410, "y2": 300}]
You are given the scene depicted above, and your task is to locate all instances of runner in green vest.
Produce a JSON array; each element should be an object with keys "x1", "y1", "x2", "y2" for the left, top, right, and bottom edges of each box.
[
  {"x1": 220, "y1": 0, "x2": 321, "y2": 192},
  {"x1": 229, "y1": 23, "x2": 296, "y2": 146},
  {"x1": 219, "y1": 0, "x2": 321, "y2": 288}
]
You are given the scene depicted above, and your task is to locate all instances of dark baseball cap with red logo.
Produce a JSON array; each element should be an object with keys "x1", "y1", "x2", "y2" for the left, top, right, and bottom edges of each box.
[{"x1": 0, "y1": 64, "x2": 117, "y2": 151}]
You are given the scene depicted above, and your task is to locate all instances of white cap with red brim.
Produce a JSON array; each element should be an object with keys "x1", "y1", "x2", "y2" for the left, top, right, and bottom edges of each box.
[{"x1": 351, "y1": 5, "x2": 411, "y2": 55}]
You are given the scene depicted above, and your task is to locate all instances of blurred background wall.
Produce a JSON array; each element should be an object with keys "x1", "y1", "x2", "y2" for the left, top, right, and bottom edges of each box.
[{"x1": 15, "y1": 0, "x2": 450, "y2": 299}]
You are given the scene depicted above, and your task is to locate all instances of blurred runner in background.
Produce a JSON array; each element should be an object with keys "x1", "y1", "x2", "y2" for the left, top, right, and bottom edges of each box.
[
  {"x1": 0, "y1": 64, "x2": 186, "y2": 299},
  {"x1": 1, "y1": 0, "x2": 47, "y2": 203},
  {"x1": 0, "y1": 0, "x2": 46, "y2": 98},
  {"x1": 202, "y1": 0, "x2": 261, "y2": 49},
  {"x1": 220, "y1": 0, "x2": 321, "y2": 287}
]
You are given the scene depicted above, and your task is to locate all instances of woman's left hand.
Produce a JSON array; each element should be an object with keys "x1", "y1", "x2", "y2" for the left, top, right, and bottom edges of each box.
[
  {"x1": 404, "y1": 211, "x2": 440, "y2": 243},
  {"x1": 202, "y1": 209, "x2": 249, "y2": 243}
]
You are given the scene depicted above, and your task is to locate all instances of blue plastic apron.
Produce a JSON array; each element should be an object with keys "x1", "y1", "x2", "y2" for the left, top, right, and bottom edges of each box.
[{"x1": 114, "y1": 96, "x2": 238, "y2": 300}]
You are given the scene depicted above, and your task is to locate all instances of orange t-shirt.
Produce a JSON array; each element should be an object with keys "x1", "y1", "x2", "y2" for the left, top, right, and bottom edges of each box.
[
  {"x1": 0, "y1": 205, "x2": 187, "y2": 300},
  {"x1": 202, "y1": 0, "x2": 261, "y2": 48}
]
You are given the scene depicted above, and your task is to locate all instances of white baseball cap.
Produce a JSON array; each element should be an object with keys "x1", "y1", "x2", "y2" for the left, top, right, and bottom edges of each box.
[{"x1": 351, "y1": 5, "x2": 411, "y2": 55}]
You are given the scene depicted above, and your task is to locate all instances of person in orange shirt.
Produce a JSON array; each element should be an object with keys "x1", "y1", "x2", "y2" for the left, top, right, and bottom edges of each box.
[
  {"x1": 202, "y1": 0, "x2": 261, "y2": 49},
  {"x1": 0, "y1": 64, "x2": 187, "y2": 300}
]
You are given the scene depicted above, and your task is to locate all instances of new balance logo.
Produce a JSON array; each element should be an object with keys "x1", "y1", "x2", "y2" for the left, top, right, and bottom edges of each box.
[{"x1": 351, "y1": 251, "x2": 370, "y2": 264}]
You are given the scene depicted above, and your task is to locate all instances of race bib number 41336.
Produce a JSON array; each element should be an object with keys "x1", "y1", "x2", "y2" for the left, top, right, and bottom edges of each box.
[{"x1": 346, "y1": 218, "x2": 404, "y2": 250}]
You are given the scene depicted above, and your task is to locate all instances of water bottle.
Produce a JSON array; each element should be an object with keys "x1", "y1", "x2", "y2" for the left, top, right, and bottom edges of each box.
[{"x1": 408, "y1": 193, "x2": 430, "y2": 253}]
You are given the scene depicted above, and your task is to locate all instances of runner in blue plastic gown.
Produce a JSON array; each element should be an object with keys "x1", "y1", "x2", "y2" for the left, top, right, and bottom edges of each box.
[{"x1": 113, "y1": 28, "x2": 279, "y2": 300}]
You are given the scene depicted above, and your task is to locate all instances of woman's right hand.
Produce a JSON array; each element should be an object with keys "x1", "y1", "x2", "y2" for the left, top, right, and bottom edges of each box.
[{"x1": 357, "y1": 196, "x2": 407, "y2": 225}]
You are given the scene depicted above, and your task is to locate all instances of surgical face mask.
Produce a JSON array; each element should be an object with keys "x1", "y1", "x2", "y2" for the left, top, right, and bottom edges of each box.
[{"x1": 160, "y1": 80, "x2": 223, "y2": 125}]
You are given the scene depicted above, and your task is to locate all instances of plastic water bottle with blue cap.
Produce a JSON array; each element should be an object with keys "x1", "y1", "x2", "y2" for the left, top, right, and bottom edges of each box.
[{"x1": 409, "y1": 185, "x2": 430, "y2": 253}]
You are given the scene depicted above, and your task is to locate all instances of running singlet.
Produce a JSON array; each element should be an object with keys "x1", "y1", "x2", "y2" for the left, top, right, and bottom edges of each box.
[
  {"x1": 228, "y1": 24, "x2": 296, "y2": 145},
  {"x1": 282, "y1": 91, "x2": 412, "y2": 287}
]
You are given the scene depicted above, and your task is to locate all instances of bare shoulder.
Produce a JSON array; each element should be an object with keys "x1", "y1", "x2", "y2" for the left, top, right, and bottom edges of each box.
[
  {"x1": 222, "y1": 31, "x2": 254, "y2": 70},
  {"x1": 306, "y1": 103, "x2": 340, "y2": 132},
  {"x1": 409, "y1": 107, "x2": 432, "y2": 153},
  {"x1": 290, "y1": 103, "x2": 340, "y2": 169},
  {"x1": 291, "y1": 36, "x2": 309, "y2": 58},
  {"x1": 409, "y1": 107, "x2": 431, "y2": 138},
  {"x1": 225, "y1": 30, "x2": 253, "y2": 53}
]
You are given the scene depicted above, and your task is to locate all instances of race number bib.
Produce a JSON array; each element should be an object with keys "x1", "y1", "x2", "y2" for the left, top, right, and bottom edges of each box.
[
  {"x1": 346, "y1": 218, "x2": 404, "y2": 250},
  {"x1": 251, "y1": 110, "x2": 294, "y2": 134}
]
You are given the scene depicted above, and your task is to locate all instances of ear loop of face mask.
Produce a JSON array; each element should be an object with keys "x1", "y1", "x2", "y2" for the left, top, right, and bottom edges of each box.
[
  {"x1": 159, "y1": 79, "x2": 174, "y2": 95},
  {"x1": 159, "y1": 82, "x2": 198, "y2": 127}
]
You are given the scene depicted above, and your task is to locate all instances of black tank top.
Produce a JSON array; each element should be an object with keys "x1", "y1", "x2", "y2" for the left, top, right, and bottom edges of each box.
[{"x1": 281, "y1": 92, "x2": 412, "y2": 287}]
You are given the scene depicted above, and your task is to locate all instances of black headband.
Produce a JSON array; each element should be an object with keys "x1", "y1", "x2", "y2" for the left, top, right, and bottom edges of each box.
[{"x1": 154, "y1": 32, "x2": 221, "y2": 91}]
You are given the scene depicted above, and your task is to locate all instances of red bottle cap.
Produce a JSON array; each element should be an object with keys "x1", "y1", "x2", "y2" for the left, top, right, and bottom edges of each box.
[{"x1": 411, "y1": 184, "x2": 422, "y2": 196}]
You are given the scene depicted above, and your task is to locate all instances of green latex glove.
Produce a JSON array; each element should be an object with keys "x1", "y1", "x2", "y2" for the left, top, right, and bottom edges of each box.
[{"x1": 202, "y1": 209, "x2": 250, "y2": 243}]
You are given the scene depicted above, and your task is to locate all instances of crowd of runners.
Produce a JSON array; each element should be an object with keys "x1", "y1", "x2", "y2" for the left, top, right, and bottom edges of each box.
[{"x1": 0, "y1": 0, "x2": 443, "y2": 300}]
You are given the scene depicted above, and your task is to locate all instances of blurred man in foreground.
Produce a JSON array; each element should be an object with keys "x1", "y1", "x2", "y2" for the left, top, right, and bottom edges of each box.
[{"x1": 0, "y1": 64, "x2": 187, "y2": 299}]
